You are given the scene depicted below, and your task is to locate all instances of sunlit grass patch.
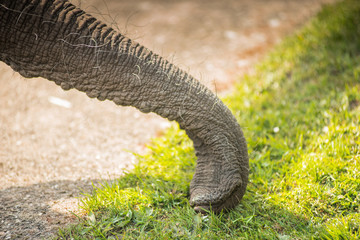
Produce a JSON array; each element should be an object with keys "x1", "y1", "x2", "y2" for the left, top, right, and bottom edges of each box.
[{"x1": 57, "y1": 0, "x2": 360, "y2": 239}]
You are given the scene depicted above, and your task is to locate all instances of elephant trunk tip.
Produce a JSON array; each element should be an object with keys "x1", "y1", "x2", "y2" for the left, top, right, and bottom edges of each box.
[{"x1": 190, "y1": 182, "x2": 247, "y2": 214}]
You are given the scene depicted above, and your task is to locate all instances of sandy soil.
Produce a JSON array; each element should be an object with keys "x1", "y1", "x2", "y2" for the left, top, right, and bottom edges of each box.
[{"x1": 0, "y1": 0, "x2": 336, "y2": 239}]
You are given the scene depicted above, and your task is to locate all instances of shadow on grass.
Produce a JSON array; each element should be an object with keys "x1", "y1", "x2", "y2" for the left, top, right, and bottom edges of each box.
[{"x1": 57, "y1": 170, "x2": 314, "y2": 239}]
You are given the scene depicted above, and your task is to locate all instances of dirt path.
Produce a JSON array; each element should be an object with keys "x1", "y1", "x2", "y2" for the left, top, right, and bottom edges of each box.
[{"x1": 0, "y1": 0, "x2": 335, "y2": 239}]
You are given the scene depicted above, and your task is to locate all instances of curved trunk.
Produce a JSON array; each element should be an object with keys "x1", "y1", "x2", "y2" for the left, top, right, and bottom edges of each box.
[{"x1": 0, "y1": 0, "x2": 248, "y2": 212}]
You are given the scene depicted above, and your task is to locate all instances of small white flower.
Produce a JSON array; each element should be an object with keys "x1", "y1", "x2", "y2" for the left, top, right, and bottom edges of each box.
[
  {"x1": 273, "y1": 127, "x2": 280, "y2": 133},
  {"x1": 322, "y1": 126, "x2": 329, "y2": 133}
]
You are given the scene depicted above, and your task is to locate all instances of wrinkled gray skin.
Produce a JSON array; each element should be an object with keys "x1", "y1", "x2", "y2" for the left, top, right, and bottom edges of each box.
[{"x1": 0, "y1": 0, "x2": 249, "y2": 213}]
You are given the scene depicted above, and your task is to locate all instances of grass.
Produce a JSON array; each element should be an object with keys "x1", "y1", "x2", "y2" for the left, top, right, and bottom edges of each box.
[{"x1": 56, "y1": 0, "x2": 360, "y2": 239}]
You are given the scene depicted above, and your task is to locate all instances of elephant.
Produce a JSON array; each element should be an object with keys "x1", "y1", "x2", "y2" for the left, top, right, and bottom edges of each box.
[{"x1": 0, "y1": 0, "x2": 249, "y2": 213}]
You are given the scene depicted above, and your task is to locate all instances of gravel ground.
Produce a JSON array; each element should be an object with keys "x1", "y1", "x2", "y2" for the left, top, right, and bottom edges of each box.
[{"x1": 0, "y1": 0, "x2": 336, "y2": 239}]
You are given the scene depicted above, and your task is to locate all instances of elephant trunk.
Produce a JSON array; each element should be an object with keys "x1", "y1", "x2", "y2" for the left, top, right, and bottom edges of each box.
[{"x1": 0, "y1": 0, "x2": 249, "y2": 213}]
